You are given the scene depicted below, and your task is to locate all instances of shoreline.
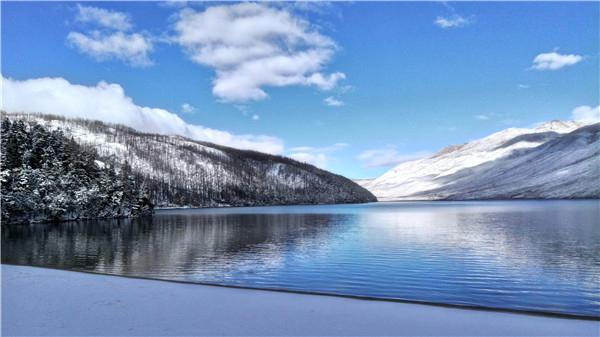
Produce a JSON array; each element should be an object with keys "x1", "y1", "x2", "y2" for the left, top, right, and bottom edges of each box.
[
  {"x1": 156, "y1": 198, "x2": 600, "y2": 211},
  {"x1": 8, "y1": 200, "x2": 597, "y2": 225},
  {"x1": 3, "y1": 265, "x2": 598, "y2": 336},
  {"x1": 154, "y1": 200, "x2": 375, "y2": 211},
  {"x1": 3, "y1": 263, "x2": 598, "y2": 322}
]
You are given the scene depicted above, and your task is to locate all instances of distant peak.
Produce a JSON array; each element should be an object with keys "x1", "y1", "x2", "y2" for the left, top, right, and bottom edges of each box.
[{"x1": 533, "y1": 120, "x2": 583, "y2": 133}]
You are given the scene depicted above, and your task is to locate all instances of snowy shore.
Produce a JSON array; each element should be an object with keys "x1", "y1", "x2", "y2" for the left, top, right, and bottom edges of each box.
[{"x1": 2, "y1": 265, "x2": 598, "y2": 336}]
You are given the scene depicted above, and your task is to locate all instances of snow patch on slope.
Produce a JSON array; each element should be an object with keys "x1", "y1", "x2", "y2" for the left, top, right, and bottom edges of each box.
[
  {"x1": 5, "y1": 113, "x2": 376, "y2": 207},
  {"x1": 365, "y1": 120, "x2": 598, "y2": 200}
]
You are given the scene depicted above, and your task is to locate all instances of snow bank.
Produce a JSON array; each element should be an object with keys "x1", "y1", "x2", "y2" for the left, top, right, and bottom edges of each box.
[{"x1": 2, "y1": 265, "x2": 597, "y2": 336}]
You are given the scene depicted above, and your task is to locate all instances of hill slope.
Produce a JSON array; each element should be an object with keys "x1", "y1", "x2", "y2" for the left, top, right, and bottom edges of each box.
[
  {"x1": 360, "y1": 121, "x2": 600, "y2": 200},
  {"x1": 5, "y1": 113, "x2": 376, "y2": 207},
  {"x1": 1, "y1": 117, "x2": 154, "y2": 224}
]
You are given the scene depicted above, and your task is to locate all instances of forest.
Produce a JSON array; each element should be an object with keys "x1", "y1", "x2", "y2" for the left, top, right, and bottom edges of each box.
[
  {"x1": 1, "y1": 118, "x2": 153, "y2": 224},
  {"x1": 1, "y1": 114, "x2": 375, "y2": 224}
]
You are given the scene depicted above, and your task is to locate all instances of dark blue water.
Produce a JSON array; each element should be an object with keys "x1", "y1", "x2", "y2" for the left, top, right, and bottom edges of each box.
[{"x1": 2, "y1": 201, "x2": 599, "y2": 317}]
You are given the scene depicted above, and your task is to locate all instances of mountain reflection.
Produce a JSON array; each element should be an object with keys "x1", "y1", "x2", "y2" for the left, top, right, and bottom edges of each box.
[
  {"x1": 2, "y1": 212, "x2": 347, "y2": 281},
  {"x1": 2, "y1": 201, "x2": 599, "y2": 316}
]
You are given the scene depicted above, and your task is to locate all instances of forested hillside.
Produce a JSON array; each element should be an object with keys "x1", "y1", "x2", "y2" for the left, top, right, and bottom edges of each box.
[
  {"x1": 1, "y1": 118, "x2": 153, "y2": 224},
  {"x1": 2, "y1": 113, "x2": 375, "y2": 224}
]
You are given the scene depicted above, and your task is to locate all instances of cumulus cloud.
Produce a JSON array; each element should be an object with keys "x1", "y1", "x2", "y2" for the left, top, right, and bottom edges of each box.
[
  {"x1": 68, "y1": 5, "x2": 153, "y2": 67},
  {"x1": 434, "y1": 15, "x2": 471, "y2": 28},
  {"x1": 75, "y1": 4, "x2": 132, "y2": 31},
  {"x1": 358, "y1": 146, "x2": 429, "y2": 168},
  {"x1": 173, "y1": 3, "x2": 345, "y2": 102},
  {"x1": 324, "y1": 96, "x2": 344, "y2": 107},
  {"x1": 571, "y1": 105, "x2": 600, "y2": 123},
  {"x1": 531, "y1": 51, "x2": 583, "y2": 70},
  {"x1": 288, "y1": 143, "x2": 347, "y2": 169},
  {"x1": 1, "y1": 76, "x2": 283, "y2": 154},
  {"x1": 67, "y1": 31, "x2": 154, "y2": 67}
]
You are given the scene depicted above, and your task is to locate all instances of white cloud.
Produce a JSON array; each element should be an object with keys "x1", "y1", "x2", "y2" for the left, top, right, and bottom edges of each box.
[
  {"x1": 181, "y1": 103, "x2": 195, "y2": 113},
  {"x1": 474, "y1": 114, "x2": 490, "y2": 121},
  {"x1": 252, "y1": 114, "x2": 260, "y2": 121},
  {"x1": 531, "y1": 51, "x2": 583, "y2": 70},
  {"x1": 173, "y1": 3, "x2": 345, "y2": 102},
  {"x1": 1, "y1": 76, "x2": 283, "y2": 154},
  {"x1": 67, "y1": 31, "x2": 154, "y2": 67},
  {"x1": 287, "y1": 143, "x2": 347, "y2": 169},
  {"x1": 75, "y1": 4, "x2": 132, "y2": 31},
  {"x1": 68, "y1": 5, "x2": 154, "y2": 67},
  {"x1": 324, "y1": 96, "x2": 344, "y2": 107},
  {"x1": 571, "y1": 105, "x2": 600, "y2": 123},
  {"x1": 434, "y1": 15, "x2": 471, "y2": 29},
  {"x1": 517, "y1": 84, "x2": 530, "y2": 89},
  {"x1": 358, "y1": 146, "x2": 429, "y2": 168}
]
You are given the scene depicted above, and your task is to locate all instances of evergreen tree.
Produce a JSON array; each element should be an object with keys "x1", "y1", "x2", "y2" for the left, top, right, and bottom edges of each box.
[{"x1": 1, "y1": 117, "x2": 153, "y2": 224}]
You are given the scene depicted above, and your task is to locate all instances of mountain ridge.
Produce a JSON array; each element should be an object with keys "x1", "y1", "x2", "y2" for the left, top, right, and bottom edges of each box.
[
  {"x1": 3, "y1": 112, "x2": 376, "y2": 209},
  {"x1": 359, "y1": 120, "x2": 599, "y2": 200}
]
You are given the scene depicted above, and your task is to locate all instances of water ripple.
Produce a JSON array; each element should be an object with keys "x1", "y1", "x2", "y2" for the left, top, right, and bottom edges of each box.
[{"x1": 2, "y1": 200, "x2": 599, "y2": 317}]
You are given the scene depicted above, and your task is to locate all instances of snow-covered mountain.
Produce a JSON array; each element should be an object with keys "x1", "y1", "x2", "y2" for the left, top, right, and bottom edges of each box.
[
  {"x1": 360, "y1": 120, "x2": 600, "y2": 200},
  {"x1": 5, "y1": 113, "x2": 376, "y2": 207}
]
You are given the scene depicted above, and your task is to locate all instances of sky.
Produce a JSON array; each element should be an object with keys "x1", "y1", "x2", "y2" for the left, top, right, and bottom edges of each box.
[{"x1": 2, "y1": 1, "x2": 599, "y2": 178}]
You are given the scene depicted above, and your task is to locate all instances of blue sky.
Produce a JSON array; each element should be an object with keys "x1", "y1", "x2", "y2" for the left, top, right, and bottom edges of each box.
[{"x1": 2, "y1": 1, "x2": 598, "y2": 178}]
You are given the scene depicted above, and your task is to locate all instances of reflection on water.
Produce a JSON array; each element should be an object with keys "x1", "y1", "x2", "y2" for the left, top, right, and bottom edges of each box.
[{"x1": 3, "y1": 201, "x2": 599, "y2": 317}]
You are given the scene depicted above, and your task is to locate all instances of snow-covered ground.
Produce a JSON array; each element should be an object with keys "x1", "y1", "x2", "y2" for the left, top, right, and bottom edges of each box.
[{"x1": 2, "y1": 265, "x2": 597, "y2": 336}]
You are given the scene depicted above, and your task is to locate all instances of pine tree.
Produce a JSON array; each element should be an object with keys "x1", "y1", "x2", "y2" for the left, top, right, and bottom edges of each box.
[{"x1": 1, "y1": 117, "x2": 154, "y2": 224}]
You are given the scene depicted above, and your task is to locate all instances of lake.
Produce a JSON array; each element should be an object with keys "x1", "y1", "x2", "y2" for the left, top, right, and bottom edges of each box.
[{"x1": 2, "y1": 200, "x2": 599, "y2": 317}]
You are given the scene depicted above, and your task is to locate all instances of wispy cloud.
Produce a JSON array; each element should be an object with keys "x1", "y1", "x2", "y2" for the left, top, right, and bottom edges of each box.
[
  {"x1": 324, "y1": 96, "x2": 344, "y2": 107},
  {"x1": 571, "y1": 105, "x2": 600, "y2": 123},
  {"x1": 2, "y1": 75, "x2": 283, "y2": 154},
  {"x1": 474, "y1": 113, "x2": 525, "y2": 125},
  {"x1": 357, "y1": 146, "x2": 429, "y2": 168},
  {"x1": 181, "y1": 103, "x2": 195, "y2": 114},
  {"x1": 288, "y1": 143, "x2": 347, "y2": 169},
  {"x1": 434, "y1": 14, "x2": 471, "y2": 29},
  {"x1": 159, "y1": 1, "x2": 188, "y2": 8},
  {"x1": 173, "y1": 3, "x2": 345, "y2": 102},
  {"x1": 74, "y1": 4, "x2": 132, "y2": 31},
  {"x1": 531, "y1": 51, "x2": 583, "y2": 71},
  {"x1": 68, "y1": 5, "x2": 154, "y2": 67},
  {"x1": 280, "y1": 1, "x2": 333, "y2": 14}
]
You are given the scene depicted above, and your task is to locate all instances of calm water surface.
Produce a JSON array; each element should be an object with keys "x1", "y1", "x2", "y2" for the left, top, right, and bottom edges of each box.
[{"x1": 3, "y1": 201, "x2": 599, "y2": 317}]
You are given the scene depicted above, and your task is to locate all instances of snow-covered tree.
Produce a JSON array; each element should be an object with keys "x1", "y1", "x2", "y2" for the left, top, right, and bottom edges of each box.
[{"x1": 1, "y1": 117, "x2": 154, "y2": 224}]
